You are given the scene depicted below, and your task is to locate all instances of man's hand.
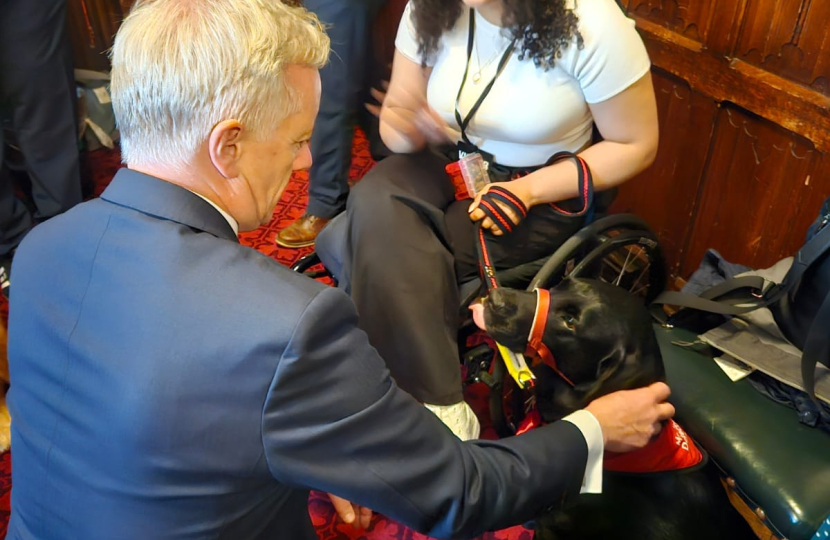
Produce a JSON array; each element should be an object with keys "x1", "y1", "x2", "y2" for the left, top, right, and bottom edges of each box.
[
  {"x1": 327, "y1": 493, "x2": 373, "y2": 530},
  {"x1": 585, "y1": 382, "x2": 675, "y2": 453}
]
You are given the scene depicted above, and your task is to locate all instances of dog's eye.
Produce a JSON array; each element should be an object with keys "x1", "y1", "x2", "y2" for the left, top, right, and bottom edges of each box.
[{"x1": 562, "y1": 314, "x2": 577, "y2": 329}]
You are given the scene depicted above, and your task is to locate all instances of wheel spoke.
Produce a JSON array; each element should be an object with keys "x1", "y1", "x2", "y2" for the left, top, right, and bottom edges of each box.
[
  {"x1": 615, "y1": 246, "x2": 636, "y2": 286},
  {"x1": 628, "y1": 259, "x2": 650, "y2": 295},
  {"x1": 630, "y1": 267, "x2": 651, "y2": 297}
]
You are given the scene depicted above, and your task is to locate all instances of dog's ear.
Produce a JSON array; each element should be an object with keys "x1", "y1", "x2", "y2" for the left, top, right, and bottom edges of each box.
[{"x1": 596, "y1": 345, "x2": 626, "y2": 380}]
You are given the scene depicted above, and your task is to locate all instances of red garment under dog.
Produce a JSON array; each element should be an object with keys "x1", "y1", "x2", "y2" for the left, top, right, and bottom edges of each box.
[
  {"x1": 603, "y1": 419, "x2": 703, "y2": 473},
  {"x1": 516, "y1": 413, "x2": 703, "y2": 473}
]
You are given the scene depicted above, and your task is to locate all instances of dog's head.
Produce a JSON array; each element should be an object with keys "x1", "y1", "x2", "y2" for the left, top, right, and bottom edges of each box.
[{"x1": 471, "y1": 278, "x2": 665, "y2": 421}]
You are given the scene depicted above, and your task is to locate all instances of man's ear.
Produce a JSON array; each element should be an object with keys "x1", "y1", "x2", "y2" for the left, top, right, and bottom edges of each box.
[{"x1": 208, "y1": 119, "x2": 244, "y2": 178}]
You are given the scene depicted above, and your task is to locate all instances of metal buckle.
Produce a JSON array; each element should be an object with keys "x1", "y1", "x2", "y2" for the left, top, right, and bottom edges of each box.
[{"x1": 496, "y1": 343, "x2": 536, "y2": 389}]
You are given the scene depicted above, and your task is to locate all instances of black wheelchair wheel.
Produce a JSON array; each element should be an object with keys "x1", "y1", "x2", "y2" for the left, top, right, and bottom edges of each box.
[
  {"x1": 290, "y1": 252, "x2": 336, "y2": 283},
  {"x1": 530, "y1": 214, "x2": 666, "y2": 303}
]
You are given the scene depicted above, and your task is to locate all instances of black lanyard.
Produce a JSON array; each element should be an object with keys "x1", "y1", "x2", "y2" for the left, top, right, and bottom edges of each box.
[{"x1": 454, "y1": 9, "x2": 516, "y2": 145}]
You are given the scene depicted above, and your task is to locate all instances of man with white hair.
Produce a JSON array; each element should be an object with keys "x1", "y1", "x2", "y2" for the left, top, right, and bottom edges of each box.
[{"x1": 6, "y1": 1, "x2": 674, "y2": 539}]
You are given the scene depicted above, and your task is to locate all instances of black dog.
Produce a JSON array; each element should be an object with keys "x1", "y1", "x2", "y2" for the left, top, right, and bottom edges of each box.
[{"x1": 474, "y1": 278, "x2": 755, "y2": 540}]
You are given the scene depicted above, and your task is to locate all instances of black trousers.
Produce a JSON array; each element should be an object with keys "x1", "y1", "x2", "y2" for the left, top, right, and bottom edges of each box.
[
  {"x1": 0, "y1": 0, "x2": 81, "y2": 257},
  {"x1": 304, "y1": 0, "x2": 388, "y2": 219},
  {"x1": 317, "y1": 150, "x2": 585, "y2": 404}
]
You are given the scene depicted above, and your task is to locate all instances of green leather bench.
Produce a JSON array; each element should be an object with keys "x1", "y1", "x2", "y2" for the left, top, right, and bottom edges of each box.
[{"x1": 656, "y1": 325, "x2": 830, "y2": 540}]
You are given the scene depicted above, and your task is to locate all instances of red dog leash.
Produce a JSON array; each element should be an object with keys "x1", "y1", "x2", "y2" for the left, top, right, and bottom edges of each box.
[
  {"x1": 473, "y1": 151, "x2": 594, "y2": 387},
  {"x1": 475, "y1": 226, "x2": 575, "y2": 387}
]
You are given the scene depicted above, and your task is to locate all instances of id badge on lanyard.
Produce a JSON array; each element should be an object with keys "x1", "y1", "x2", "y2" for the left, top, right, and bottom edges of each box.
[
  {"x1": 454, "y1": 9, "x2": 516, "y2": 164},
  {"x1": 457, "y1": 140, "x2": 494, "y2": 164}
]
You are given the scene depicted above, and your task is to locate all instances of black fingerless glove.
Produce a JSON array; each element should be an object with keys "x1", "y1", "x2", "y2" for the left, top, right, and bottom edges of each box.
[{"x1": 477, "y1": 185, "x2": 528, "y2": 234}]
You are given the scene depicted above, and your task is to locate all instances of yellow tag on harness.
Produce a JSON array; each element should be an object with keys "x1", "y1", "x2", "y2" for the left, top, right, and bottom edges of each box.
[{"x1": 496, "y1": 342, "x2": 535, "y2": 389}]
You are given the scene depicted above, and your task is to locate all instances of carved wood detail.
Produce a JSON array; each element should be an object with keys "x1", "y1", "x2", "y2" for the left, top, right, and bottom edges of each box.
[
  {"x1": 636, "y1": 17, "x2": 830, "y2": 153},
  {"x1": 625, "y1": 0, "x2": 715, "y2": 43},
  {"x1": 735, "y1": 0, "x2": 830, "y2": 94}
]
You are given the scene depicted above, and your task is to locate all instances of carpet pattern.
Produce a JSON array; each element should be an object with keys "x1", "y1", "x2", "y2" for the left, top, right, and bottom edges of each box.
[{"x1": 0, "y1": 130, "x2": 532, "y2": 539}]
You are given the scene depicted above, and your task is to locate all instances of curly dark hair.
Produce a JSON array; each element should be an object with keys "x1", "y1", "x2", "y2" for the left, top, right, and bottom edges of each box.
[{"x1": 411, "y1": 0, "x2": 583, "y2": 70}]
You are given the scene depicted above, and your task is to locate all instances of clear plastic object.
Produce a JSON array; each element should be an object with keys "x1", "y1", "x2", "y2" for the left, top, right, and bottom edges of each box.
[{"x1": 458, "y1": 152, "x2": 491, "y2": 198}]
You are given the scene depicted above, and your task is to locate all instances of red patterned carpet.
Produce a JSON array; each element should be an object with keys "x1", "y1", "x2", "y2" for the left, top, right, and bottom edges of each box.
[{"x1": 0, "y1": 130, "x2": 532, "y2": 539}]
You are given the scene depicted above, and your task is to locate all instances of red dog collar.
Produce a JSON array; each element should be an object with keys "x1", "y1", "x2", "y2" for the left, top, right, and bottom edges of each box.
[{"x1": 525, "y1": 288, "x2": 575, "y2": 387}]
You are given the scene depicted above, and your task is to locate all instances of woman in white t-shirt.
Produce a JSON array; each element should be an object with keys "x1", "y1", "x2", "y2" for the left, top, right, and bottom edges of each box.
[{"x1": 316, "y1": 0, "x2": 658, "y2": 440}]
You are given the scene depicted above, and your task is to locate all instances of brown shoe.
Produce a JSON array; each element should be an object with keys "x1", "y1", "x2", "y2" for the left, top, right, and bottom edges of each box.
[{"x1": 276, "y1": 213, "x2": 330, "y2": 248}]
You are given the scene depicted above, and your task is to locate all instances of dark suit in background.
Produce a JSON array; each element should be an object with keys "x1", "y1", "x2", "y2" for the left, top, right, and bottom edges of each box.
[
  {"x1": 277, "y1": 0, "x2": 392, "y2": 249},
  {"x1": 7, "y1": 169, "x2": 588, "y2": 540},
  {"x1": 303, "y1": 0, "x2": 387, "y2": 220},
  {"x1": 0, "y1": 0, "x2": 81, "y2": 260}
]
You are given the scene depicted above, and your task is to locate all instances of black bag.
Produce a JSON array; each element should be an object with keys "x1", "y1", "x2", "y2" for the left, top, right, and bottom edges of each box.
[
  {"x1": 653, "y1": 197, "x2": 830, "y2": 403},
  {"x1": 772, "y1": 197, "x2": 830, "y2": 350}
]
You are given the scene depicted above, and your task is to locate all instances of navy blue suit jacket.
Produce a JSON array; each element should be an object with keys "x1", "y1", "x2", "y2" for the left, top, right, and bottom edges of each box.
[{"x1": 7, "y1": 169, "x2": 588, "y2": 539}]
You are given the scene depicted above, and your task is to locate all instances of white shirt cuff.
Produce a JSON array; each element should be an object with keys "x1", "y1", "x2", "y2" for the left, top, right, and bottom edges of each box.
[{"x1": 562, "y1": 410, "x2": 604, "y2": 494}]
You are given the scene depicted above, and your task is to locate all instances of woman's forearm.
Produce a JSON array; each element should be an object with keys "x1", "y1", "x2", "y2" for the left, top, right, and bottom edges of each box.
[
  {"x1": 509, "y1": 73, "x2": 660, "y2": 208},
  {"x1": 513, "y1": 138, "x2": 658, "y2": 207},
  {"x1": 379, "y1": 105, "x2": 428, "y2": 154}
]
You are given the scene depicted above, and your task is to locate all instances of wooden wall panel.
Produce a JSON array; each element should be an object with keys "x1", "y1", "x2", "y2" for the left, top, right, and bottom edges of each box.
[
  {"x1": 611, "y1": 70, "x2": 717, "y2": 277},
  {"x1": 635, "y1": 18, "x2": 830, "y2": 154},
  {"x1": 623, "y1": 0, "x2": 716, "y2": 44},
  {"x1": 619, "y1": 0, "x2": 830, "y2": 281},
  {"x1": 68, "y1": 0, "x2": 125, "y2": 71},
  {"x1": 681, "y1": 106, "x2": 826, "y2": 276},
  {"x1": 735, "y1": 0, "x2": 830, "y2": 94},
  {"x1": 701, "y1": 0, "x2": 749, "y2": 56}
]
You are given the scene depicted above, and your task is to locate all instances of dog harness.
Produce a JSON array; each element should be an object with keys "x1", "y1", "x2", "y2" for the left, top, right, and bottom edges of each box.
[
  {"x1": 603, "y1": 419, "x2": 704, "y2": 472},
  {"x1": 475, "y1": 233, "x2": 576, "y2": 388},
  {"x1": 525, "y1": 288, "x2": 576, "y2": 387},
  {"x1": 516, "y1": 412, "x2": 704, "y2": 473},
  {"x1": 473, "y1": 153, "x2": 594, "y2": 389},
  {"x1": 474, "y1": 194, "x2": 536, "y2": 388}
]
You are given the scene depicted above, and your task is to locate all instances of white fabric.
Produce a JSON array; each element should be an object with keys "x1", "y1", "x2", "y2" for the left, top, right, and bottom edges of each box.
[
  {"x1": 394, "y1": 0, "x2": 651, "y2": 167},
  {"x1": 563, "y1": 409, "x2": 604, "y2": 494},
  {"x1": 84, "y1": 118, "x2": 115, "y2": 149},
  {"x1": 190, "y1": 191, "x2": 239, "y2": 236},
  {"x1": 426, "y1": 402, "x2": 603, "y2": 492},
  {"x1": 424, "y1": 401, "x2": 481, "y2": 441}
]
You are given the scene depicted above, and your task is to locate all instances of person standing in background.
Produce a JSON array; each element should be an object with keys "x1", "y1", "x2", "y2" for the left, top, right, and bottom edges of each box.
[
  {"x1": 276, "y1": 0, "x2": 389, "y2": 248},
  {"x1": 0, "y1": 0, "x2": 82, "y2": 298}
]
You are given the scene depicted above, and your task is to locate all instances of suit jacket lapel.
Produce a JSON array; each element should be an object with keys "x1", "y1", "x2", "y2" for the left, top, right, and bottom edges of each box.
[{"x1": 101, "y1": 168, "x2": 239, "y2": 242}]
